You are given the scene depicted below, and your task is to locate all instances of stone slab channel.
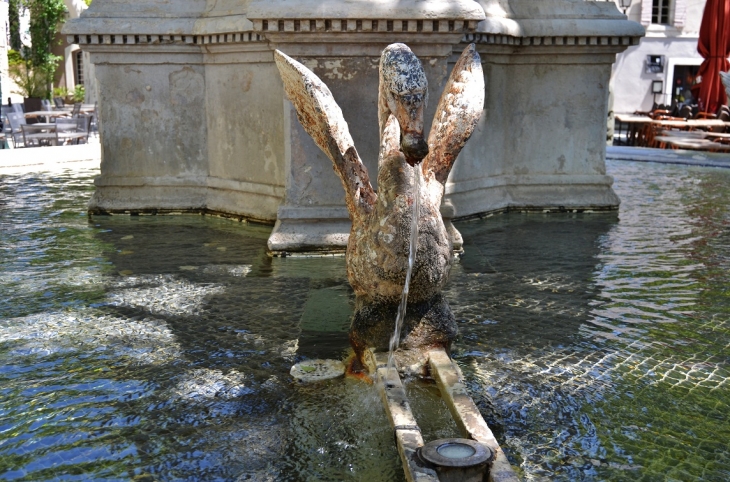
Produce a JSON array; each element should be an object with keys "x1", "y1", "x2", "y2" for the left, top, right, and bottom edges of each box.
[{"x1": 373, "y1": 349, "x2": 519, "y2": 482}]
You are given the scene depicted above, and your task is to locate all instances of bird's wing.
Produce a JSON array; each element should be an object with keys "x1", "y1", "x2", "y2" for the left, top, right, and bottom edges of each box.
[
  {"x1": 274, "y1": 50, "x2": 376, "y2": 217},
  {"x1": 423, "y1": 44, "x2": 485, "y2": 185}
]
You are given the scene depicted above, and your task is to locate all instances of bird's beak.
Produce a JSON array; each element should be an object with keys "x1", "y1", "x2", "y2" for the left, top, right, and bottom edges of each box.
[{"x1": 392, "y1": 93, "x2": 429, "y2": 166}]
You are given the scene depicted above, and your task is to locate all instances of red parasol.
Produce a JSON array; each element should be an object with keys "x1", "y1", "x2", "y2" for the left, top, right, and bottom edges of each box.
[{"x1": 695, "y1": 0, "x2": 730, "y2": 114}]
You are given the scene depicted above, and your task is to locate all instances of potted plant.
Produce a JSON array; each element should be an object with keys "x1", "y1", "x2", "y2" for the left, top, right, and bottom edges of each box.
[
  {"x1": 8, "y1": 52, "x2": 54, "y2": 111},
  {"x1": 72, "y1": 84, "x2": 85, "y2": 103},
  {"x1": 53, "y1": 86, "x2": 69, "y2": 104},
  {"x1": 6, "y1": 0, "x2": 67, "y2": 111}
]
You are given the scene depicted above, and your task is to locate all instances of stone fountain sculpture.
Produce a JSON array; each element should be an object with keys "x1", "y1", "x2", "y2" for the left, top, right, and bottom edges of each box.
[{"x1": 275, "y1": 43, "x2": 484, "y2": 370}]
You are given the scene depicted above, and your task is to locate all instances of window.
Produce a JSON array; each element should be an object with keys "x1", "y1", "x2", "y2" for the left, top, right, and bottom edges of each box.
[
  {"x1": 652, "y1": 0, "x2": 671, "y2": 24},
  {"x1": 75, "y1": 51, "x2": 84, "y2": 86},
  {"x1": 641, "y1": 0, "x2": 685, "y2": 28}
]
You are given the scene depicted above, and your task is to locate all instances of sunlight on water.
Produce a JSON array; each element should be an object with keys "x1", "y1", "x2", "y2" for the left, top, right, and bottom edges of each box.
[{"x1": 1, "y1": 161, "x2": 729, "y2": 480}]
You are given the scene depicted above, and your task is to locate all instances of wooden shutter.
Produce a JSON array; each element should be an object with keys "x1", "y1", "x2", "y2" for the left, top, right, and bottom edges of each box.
[
  {"x1": 673, "y1": 0, "x2": 686, "y2": 28},
  {"x1": 640, "y1": 0, "x2": 653, "y2": 26}
]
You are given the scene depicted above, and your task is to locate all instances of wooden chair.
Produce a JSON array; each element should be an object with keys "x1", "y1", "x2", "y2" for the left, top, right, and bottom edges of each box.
[
  {"x1": 718, "y1": 106, "x2": 729, "y2": 132},
  {"x1": 649, "y1": 109, "x2": 672, "y2": 119},
  {"x1": 694, "y1": 111, "x2": 718, "y2": 120},
  {"x1": 678, "y1": 105, "x2": 693, "y2": 119}
]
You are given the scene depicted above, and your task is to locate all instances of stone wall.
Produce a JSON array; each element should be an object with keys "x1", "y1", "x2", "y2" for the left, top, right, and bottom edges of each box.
[{"x1": 64, "y1": 0, "x2": 643, "y2": 253}]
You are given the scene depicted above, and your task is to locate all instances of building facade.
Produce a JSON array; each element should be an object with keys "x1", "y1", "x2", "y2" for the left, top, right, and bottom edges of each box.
[
  {"x1": 1, "y1": 0, "x2": 92, "y2": 104},
  {"x1": 611, "y1": 0, "x2": 708, "y2": 113}
]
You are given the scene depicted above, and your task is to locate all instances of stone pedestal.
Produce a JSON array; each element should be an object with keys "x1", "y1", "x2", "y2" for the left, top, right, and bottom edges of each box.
[
  {"x1": 444, "y1": 0, "x2": 644, "y2": 218},
  {"x1": 64, "y1": 0, "x2": 643, "y2": 253},
  {"x1": 65, "y1": 1, "x2": 286, "y2": 221},
  {"x1": 250, "y1": 1, "x2": 485, "y2": 253}
]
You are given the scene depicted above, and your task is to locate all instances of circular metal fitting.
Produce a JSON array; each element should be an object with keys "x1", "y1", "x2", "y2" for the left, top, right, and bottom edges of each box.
[{"x1": 418, "y1": 438, "x2": 493, "y2": 468}]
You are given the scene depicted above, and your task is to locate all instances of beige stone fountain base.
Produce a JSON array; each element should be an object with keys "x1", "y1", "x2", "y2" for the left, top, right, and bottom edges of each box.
[{"x1": 372, "y1": 348, "x2": 519, "y2": 482}]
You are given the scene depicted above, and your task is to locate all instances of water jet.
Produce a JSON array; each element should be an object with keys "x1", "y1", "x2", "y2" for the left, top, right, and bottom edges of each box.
[{"x1": 276, "y1": 42, "x2": 520, "y2": 481}]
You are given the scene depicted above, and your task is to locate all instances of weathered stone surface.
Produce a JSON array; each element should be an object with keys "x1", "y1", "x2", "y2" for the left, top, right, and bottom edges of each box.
[
  {"x1": 275, "y1": 44, "x2": 484, "y2": 360},
  {"x1": 64, "y1": 0, "x2": 641, "y2": 249},
  {"x1": 248, "y1": 0, "x2": 486, "y2": 22},
  {"x1": 429, "y1": 349, "x2": 520, "y2": 482},
  {"x1": 274, "y1": 49, "x2": 376, "y2": 221},
  {"x1": 350, "y1": 294, "x2": 457, "y2": 362}
]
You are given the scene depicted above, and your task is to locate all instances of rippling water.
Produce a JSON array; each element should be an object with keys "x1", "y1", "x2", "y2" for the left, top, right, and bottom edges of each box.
[{"x1": 1, "y1": 161, "x2": 728, "y2": 481}]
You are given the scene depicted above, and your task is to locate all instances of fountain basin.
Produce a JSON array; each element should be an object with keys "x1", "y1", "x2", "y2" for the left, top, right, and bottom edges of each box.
[{"x1": 1, "y1": 159, "x2": 730, "y2": 480}]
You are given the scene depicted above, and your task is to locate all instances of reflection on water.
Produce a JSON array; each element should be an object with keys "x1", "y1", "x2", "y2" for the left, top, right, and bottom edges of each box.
[{"x1": 1, "y1": 161, "x2": 729, "y2": 480}]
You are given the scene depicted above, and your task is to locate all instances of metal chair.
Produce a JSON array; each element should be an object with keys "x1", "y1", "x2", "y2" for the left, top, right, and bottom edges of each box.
[
  {"x1": 1, "y1": 107, "x2": 12, "y2": 146},
  {"x1": 53, "y1": 97, "x2": 65, "y2": 109},
  {"x1": 21, "y1": 124, "x2": 56, "y2": 147},
  {"x1": 75, "y1": 115, "x2": 91, "y2": 144},
  {"x1": 70, "y1": 103, "x2": 82, "y2": 118},
  {"x1": 55, "y1": 117, "x2": 89, "y2": 145},
  {"x1": 6, "y1": 112, "x2": 27, "y2": 148},
  {"x1": 89, "y1": 102, "x2": 99, "y2": 137}
]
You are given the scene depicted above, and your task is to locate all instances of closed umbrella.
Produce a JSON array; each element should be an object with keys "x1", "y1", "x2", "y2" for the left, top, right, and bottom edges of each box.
[{"x1": 695, "y1": 0, "x2": 730, "y2": 114}]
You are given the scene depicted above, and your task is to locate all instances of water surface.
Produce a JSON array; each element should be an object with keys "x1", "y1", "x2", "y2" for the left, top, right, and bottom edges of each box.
[{"x1": 1, "y1": 160, "x2": 728, "y2": 481}]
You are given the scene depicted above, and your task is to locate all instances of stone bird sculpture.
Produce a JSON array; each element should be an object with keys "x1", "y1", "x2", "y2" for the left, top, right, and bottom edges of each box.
[{"x1": 275, "y1": 43, "x2": 484, "y2": 370}]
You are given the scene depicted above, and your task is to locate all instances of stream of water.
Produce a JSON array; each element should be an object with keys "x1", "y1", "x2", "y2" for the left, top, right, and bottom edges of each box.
[{"x1": 387, "y1": 165, "x2": 421, "y2": 373}]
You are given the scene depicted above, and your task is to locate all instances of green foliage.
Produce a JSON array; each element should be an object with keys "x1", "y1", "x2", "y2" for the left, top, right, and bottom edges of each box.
[
  {"x1": 8, "y1": 61, "x2": 55, "y2": 98},
  {"x1": 84, "y1": 0, "x2": 92, "y2": 5},
  {"x1": 8, "y1": 0, "x2": 23, "y2": 51},
  {"x1": 27, "y1": 0, "x2": 67, "y2": 68},
  {"x1": 7, "y1": 49, "x2": 24, "y2": 67},
  {"x1": 72, "y1": 84, "x2": 86, "y2": 103},
  {"x1": 7, "y1": 0, "x2": 67, "y2": 99},
  {"x1": 53, "y1": 85, "x2": 69, "y2": 98}
]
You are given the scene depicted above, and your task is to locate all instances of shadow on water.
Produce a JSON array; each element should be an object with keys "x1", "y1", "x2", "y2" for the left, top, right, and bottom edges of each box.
[
  {"x1": 450, "y1": 212, "x2": 618, "y2": 348},
  {"x1": 84, "y1": 216, "x2": 396, "y2": 481},
  {"x1": 92, "y1": 215, "x2": 355, "y2": 362}
]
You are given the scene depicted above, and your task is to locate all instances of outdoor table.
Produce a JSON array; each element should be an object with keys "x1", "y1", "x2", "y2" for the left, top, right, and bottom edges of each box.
[
  {"x1": 659, "y1": 130, "x2": 707, "y2": 139},
  {"x1": 704, "y1": 132, "x2": 730, "y2": 140},
  {"x1": 684, "y1": 119, "x2": 726, "y2": 129},
  {"x1": 616, "y1": 116, "x2": 725, "y2": 147},
  {"x1": 24, "y1": 111, "x2": 71, "y2": 123},
  {"x1": 19, "y1": 123, "x2": 87, "y2": 147},
  {"x1": 614, "y1": 113, "x2": 653, "y2": 146},
  {"x1": 57, "y1": 104, "x2": 95, "y2": 114},
  {"x1": 654, "y1": 135, "x2": 730, "y2": 152}
]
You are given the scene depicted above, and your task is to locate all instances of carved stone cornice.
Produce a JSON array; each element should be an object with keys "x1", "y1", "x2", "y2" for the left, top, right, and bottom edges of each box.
[
  {"x1": 63, "y1": 0, "x2": 486, "y2": 49},
  {"x1": 64, "y1": 0, "x2": 645, "y2": 53},
  {"x1": 465, "y1": 32, "x2": 641, "y2": 48},
  {"x1": 250, "y1": 19, "x2": 482, "y2": 35},
  {"x1": 469, "y1": 0, "x2": 644, "y2": 53},
  {"x1": 67, "y1": 32, "x2": 265, "y2": 47}
]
